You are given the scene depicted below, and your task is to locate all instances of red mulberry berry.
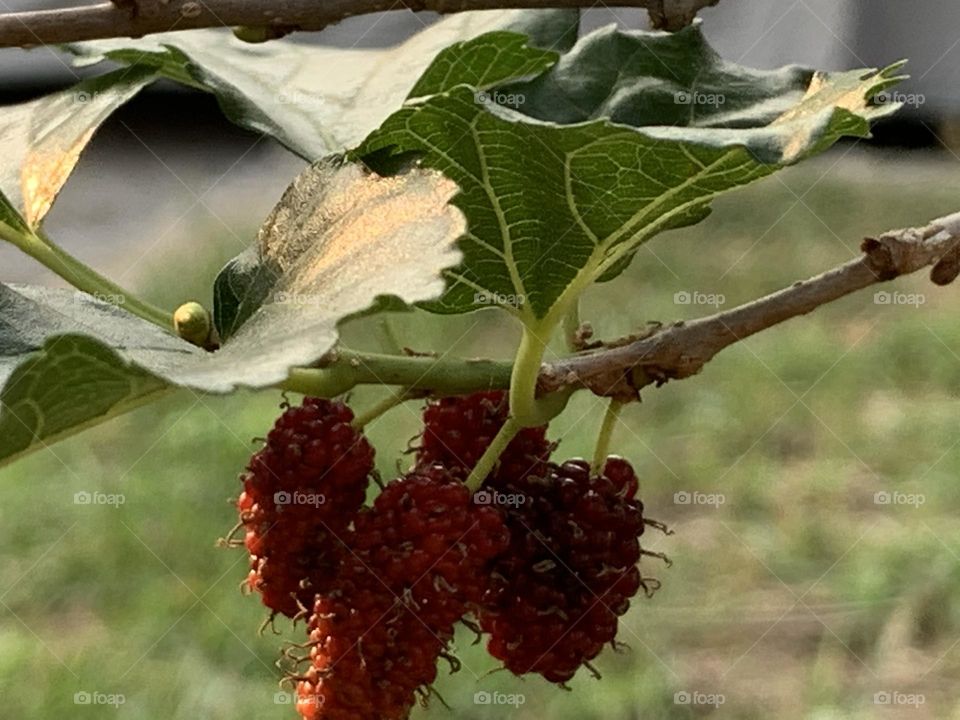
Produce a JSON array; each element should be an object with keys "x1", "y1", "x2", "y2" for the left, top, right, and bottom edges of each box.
[
  {"x1": 234, "y1": 397, "x2": 374, "y2": 618},
  {"x1": 296, "y1": 467, "x2": 509, "y2": 720},
  {"x1": 479, "y1": 457, "x2": 663, "y2": 683},
  {"x1": 603, "y1": 455, "x2": 639, "y2": 499},
  {"x1": 416, "y1": 390, "x2": 552, "y2": 483}
]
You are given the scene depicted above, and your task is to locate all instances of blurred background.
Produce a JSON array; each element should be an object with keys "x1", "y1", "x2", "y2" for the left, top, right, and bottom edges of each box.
[{"x1": 2, "y1": 2, "x2": 960, "y2": 719}]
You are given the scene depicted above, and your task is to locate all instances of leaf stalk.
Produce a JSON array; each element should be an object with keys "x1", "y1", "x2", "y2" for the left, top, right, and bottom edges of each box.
[{"x1": 0, "y1": 221, "x2": 172, "y2": 330}]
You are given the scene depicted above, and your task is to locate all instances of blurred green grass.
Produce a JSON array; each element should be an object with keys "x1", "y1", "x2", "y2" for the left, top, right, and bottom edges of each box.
[{"x1": 3, "y1": 149, "x2": 960, "y2": 719}]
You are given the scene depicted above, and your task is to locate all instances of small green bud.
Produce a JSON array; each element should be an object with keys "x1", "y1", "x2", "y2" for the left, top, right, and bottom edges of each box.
[
  {"x1": 174, "y1": 301, "x2": 212, "y2": 347},
  {"x1": 232, "y1": 25, "x2": 294, "y2": 43}
]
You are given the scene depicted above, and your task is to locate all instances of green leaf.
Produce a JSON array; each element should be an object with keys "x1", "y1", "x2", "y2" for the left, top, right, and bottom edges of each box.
[
  {"x1": 0, "y1": 335, "x2": 175, "y2": 468},
  {"x1": 501, "y1": 23, "x2": 813, "y2": 128},
  {"x1": 357, "y1": 24, "x2": 903, "y2": 323},
  {"x1": 408, "y1": 31, "x2": 558, "y2": 99},
  {"x1": 0, "y1": 66, "x2": 157, "y2": 229},
  {"x1": 212, "y1": 245, "x2": 273, "y2": 342},
  {"x1": 0, "y1": 159, "x2": 464, "y2": 465},
  {"x1": 66, "y1": 10, "x2": 580, "y2": 159},
  {"x1": 0, "y1": 285, "x2": 196, "y2": 466}
]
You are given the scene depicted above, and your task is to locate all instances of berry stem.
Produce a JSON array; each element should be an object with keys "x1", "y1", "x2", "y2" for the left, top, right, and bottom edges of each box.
[
  {"x1": 562, "y1": 299, "x2": 581, "y2": 352},
  {"x1": 0, "y1": 220, "x2": 172, "y2": 330},
  {"x1": 509, "y1": 323, "x2": 549, "y2": 427},
  {"x1": 464, "y1": 415, "x2": 523, "y2": 493},
  {"x1": 351, "y1": 388, "x2": 417, "y2": 429},
  {"x1": 592, "y1": 398, "x2": 623, "y2": 472}
]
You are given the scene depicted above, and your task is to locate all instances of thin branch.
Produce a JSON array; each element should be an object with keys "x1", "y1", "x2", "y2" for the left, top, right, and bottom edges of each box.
[
  {"x1": 543, "y1": 211, "x2": 960, "y2": 398},
  {"x1": 284, "y1": 211, "x2": 960, "y2": 401},
  {"x1": 0, "y1": 0, "x2": 720, "y2": 49}
]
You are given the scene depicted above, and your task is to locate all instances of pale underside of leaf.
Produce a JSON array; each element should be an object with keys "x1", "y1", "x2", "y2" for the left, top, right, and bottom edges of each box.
[
  {"x1": 773, "y1": 62, "x2": 906, "y2": 162},
  {"x1": 0, "y1": 284, "x2": 198, "y2": 466},
  {"x1": 66, "y1": 10, "x2": 580, "y2": 159},
  {"x1": 0, "y1": 66, "x2": 157, "y2": 229},
  {"x1": 199, "y1": 159, "x2": 465, "y2": 389}
]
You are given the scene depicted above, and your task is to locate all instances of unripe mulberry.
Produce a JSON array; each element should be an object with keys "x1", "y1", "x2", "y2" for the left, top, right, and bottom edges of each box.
[
  {"x1": 416, "y1": 391, "x2": 552, "y2": 483},
  {"x1": 296, "y1": 467, "x2": 509, "y2": 720},
  {"x1": 479, "y1": 457, "x2": 664, "y2": 683},
  {"x1": 234, "y1": 398, "x2": 374, "y2": 618}
]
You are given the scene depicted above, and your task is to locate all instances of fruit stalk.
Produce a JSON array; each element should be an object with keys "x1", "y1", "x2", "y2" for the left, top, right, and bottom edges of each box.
[
  {"x1": 463, "y1": 415, "x2": 524, "y2": 493},
  {"x1": 593, "y1": 398, "x2": 624, "y2": 471},
  {"x1": 350, "y1": 388, "x2": 416, "y2": 429}
]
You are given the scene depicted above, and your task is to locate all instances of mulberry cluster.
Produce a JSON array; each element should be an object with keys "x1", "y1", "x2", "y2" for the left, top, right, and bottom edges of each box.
[
  {"x1": 415, "y1": 392, "x2": 664, "y2": 684},
  {"x1": 234, "y1": 398, "x2": 374, "y2": 618},
  {"x1": 226, "y1": 391, "x2": 666, "y2": 720}
]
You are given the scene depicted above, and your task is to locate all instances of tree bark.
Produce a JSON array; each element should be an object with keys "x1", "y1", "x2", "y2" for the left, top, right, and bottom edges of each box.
[{"x1": 0, "y1": 0, "x2": 720, "y2": 48}]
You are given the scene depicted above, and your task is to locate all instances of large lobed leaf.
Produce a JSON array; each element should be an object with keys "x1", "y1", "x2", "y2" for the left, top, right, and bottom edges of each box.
[{"x1": 357, "y1": 23, "x2": 903, "y2": 322}]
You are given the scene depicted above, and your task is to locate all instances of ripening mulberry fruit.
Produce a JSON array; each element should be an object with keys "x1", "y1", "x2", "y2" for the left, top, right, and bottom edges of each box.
[
  {"x1": 416, "y1": 391, "x2": 552, "y2": 483},
  {"x1": 480, "y1": 457, "x2": 664, "y2": 683},
  {"x1": 602, "y1": 455, "x2": 639, "y2": 500},
  {"x1": 296, "y1": 467, "x2": 509, "y2": 720},
  {"x1": 233, "y1": 397, "x2": 374, "y2": 618}
]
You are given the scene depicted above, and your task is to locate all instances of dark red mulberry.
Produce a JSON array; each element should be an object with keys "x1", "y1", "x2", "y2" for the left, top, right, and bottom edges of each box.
[
  {"x1": 416, "y1": 390, "x2": 552, "y2": 484},
  {"x1": 479, "y1": 457, "x2": 664, "y2": 683}
]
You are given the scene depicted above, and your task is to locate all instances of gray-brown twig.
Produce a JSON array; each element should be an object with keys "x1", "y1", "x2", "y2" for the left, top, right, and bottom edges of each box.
[
  {"x1": 0, "y1": 0, "x2": 721, "y2": 48},
  {"x1": 541, "y1": 211, "x2": 960, "y2": 399}
]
